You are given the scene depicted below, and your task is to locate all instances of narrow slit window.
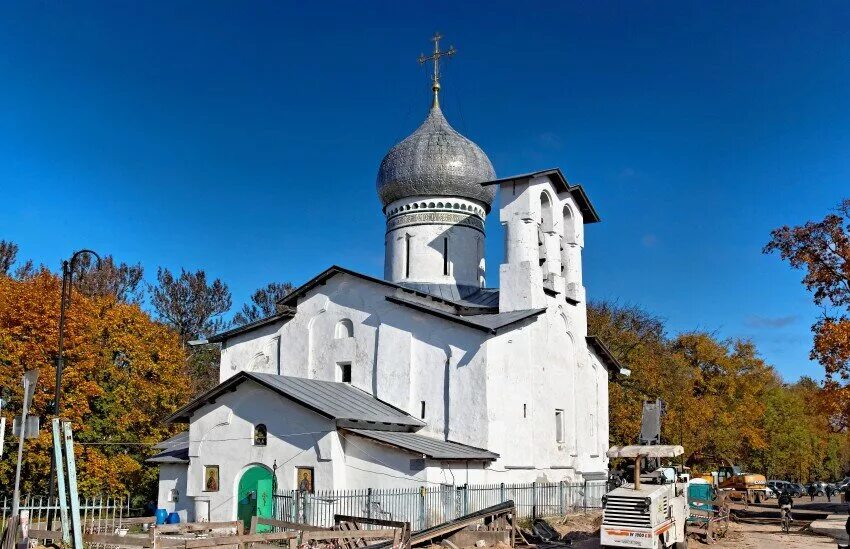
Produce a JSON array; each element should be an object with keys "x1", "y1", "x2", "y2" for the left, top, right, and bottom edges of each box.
[
  {"x1": 443, "y1": 237, "x2": 449, "y2": 275},
  {"x1": 405, "y1": 234, "x2": 411, "y2": 278},
  {"x1": 420, "y1": 400, "x2": 426, "y2": 419},
  {"x1": 555, "y1": 409, "x2": 564, "y2": 443},
  {"x1": 523, "y1": 403, "x2": 527, "y2": 418}
]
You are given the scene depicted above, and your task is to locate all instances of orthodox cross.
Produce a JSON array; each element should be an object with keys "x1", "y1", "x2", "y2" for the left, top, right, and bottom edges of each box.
[{"x1": 418, "y1": 32, "x2": 456, "y2": 107}]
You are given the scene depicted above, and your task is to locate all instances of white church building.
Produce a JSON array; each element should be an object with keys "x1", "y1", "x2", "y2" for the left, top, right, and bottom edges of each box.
[{"x1": 149, "y1": 46, "x2": 626, "y2": 523}]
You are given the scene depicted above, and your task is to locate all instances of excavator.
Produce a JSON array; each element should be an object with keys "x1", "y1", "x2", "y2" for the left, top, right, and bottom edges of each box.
[{"x1": 693, "y1": 461, "x2": 768, "y2": 504}]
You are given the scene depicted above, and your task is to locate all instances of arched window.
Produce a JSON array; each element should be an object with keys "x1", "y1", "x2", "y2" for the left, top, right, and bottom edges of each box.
[
  {"x1": 562, "y1": 204, "x2": 576, "y2": 243},
  {"x1": 254, "y1": 424, "x2": 267, "y2": 446},
  {"x1": 335, "y1": 319, "x2": 354, "y2": 339},
  {"x1": 540, "y1": 192, "x2": 554, "y2": 232},
  {"x1": 561, "y1": 204, "x2": 577, "y2": 280}
]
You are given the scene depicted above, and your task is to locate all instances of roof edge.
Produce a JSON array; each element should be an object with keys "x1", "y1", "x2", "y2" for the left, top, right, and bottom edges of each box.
[
  {"x1": 208, "y1": 308, "x2": 296, "y2": 343},
  {"x1": 586, "y1": 336, "x2": 626, "y2": 374},
  {"x1": 343, "y1": 429, "x2": 499, "y2": 461},
  {"x1": 481, "y1": 168, "x2": 601, "y2": 224}
]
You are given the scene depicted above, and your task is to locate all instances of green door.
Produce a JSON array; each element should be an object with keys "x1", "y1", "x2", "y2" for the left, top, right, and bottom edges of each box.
[{"x1": 237, "y1": 466, "x2": 274, "y2": 531}]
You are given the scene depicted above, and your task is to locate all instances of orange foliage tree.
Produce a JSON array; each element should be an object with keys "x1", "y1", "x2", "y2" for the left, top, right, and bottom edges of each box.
[
  {"x1": 765, "y1": 198, "x2": 850, "y2": 380},
  {"x1": 0, "y1": 270, "x2": 189, "y2": 496}
]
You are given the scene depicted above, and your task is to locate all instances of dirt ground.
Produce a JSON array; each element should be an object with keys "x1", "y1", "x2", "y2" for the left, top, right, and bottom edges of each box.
[
  {"x1": 555, "y1": 521, "x2": 835, "y2": 548},
  {"x1": 704, "y1": 520, "x2": 834, "y2": 549},
  {"x1": 539, "y1": 500, "x2": 841, "y2": 548}
]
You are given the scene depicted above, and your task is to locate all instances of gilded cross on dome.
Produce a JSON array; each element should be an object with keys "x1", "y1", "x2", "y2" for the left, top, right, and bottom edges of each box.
[{"x1": 418, "y1": 32, "x2": 456, "y2": 108}]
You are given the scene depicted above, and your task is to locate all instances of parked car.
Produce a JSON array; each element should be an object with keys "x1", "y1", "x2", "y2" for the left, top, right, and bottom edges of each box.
[
  {"x1": 763, "y1": 486, "x2": 776, "y2": 499},
  {"x1": 835, "y1": 477, "x2": 850, "y2": 492},
  {"x1": 767, "y1": 480, "x2": 788, "y2": 494},
  {"x1": 779, "y1": 482, "x2": 805, "y2": 497}
]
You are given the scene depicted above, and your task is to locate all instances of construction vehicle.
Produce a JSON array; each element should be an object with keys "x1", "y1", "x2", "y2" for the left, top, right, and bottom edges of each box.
[
  {"x1": 716, "y1": 465, "x2": 768, "y2": 504},
  {"x1": 601, "y1": 400, "x2": 690, "y2": 548},
  {"x1": 601, "y1": 445, "x2": 690, "y2": 549}
]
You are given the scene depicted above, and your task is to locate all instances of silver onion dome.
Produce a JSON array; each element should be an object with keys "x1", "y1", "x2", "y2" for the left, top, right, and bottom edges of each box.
[{"x1": 377, "y1": 104, "x2": 496, "y2": 210}]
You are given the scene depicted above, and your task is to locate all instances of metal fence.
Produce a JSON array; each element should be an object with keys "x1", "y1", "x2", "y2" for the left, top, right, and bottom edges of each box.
[
  {"x1": 274, "y1": 481, "x2": 605, "y2": 530},
  {"x1": 0, "y1": 495, "x2": 131, "y2": 533}
]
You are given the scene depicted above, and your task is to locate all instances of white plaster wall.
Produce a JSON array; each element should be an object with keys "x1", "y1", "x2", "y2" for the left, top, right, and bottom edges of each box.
[
  {"x1": 385, "y1": 221, "x2": 484, "y2": 288},
  {"x1": 219, "y1": 274, "x2": 490, "y2": 448},
  {"x1": 341, "y1": 435, "x2": 428, "y2": 488},
  {"x1": 156, "y1": 464, "x2": 189, "y2": 518},
  {"x1": 219, "y1": 323, "x2": 283, "y2": 382},
  {"x1": 498, "y1": 176, "x2": 586, "y2": 312},
  {"x1": 488, "y1": 174, "x2": 607, "y2": 481},
  {"x1": 184, "y1": 381, "x2": 340, "y2": 522}
]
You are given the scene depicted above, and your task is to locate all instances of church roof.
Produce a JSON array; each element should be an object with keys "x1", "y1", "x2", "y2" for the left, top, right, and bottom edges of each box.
[
  {"x1": 481, "y1": 168, "x2": 601, "y2": 224},
  {"x1": 146, "y1": 431, "x2": 189, "y2": 464},
  {"x1": 278, "y1": 265, "x2": 499, "y2": 314},
  {"x1": 166, "y1": 372, "x2": 425, "y2": 431},
  {"x1": 397, "y1": 282, "x2": 500, "y2": 310},
  {"x1": 586, "y1": 336, "x2": 627, "y2": 374},
  {"x1": 208, "y1": 308, "x2": 296, "y2": 343},
  {"x1": 344, "y1": 429, "x2": 499, "y2": 461},
  {"x1": 386, "y1": 294, "x2": 544, "y2": 334},
  {"x1": 207, "y1": 266, "x2": 541, "y2": 345}
]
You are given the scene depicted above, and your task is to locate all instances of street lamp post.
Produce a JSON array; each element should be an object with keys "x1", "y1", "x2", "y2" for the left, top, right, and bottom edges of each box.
[{"x1": 47, "y1": 249, "x2": 100, "y2": 528}]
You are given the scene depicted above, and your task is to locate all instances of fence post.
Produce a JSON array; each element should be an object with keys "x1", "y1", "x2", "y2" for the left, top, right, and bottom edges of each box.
[
  {"x1": 462, "y1": 484, "x2": 469, "y2": 516},
  {"x1": 366, "y1": 488, "x2": 373, "y2": 519},
  {"x1": 500, "y1": 483, "x2": 506, "y2": 504},
  {"x1": 583, "y1": 479, "x2": 588, "y2": 513},
  {"x1": 531, "y1": 482, "x2": 537, "y2": 520},
  {"x1": 418, "y1": 486, "x2": 426, "y2": 531},
  {"x1": 559, "y1": 481, "x2": 564, "y2": 516},
  {"x1": 293, "y1": 490, "x2": 300, "y2": 523}
]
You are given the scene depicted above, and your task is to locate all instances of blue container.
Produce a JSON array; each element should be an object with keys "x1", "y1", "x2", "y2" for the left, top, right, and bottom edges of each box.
[
  {"x1": 166, "y1": 512, "x2": 180, "y2": 525},
  {"x1": 155, "y1": 509, "x2": 168, "y2": 525}
]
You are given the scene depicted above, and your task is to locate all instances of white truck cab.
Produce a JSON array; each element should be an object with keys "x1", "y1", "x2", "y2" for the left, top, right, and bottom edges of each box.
[{"x1": 601, "y1": 445, "x2": 689, "y2": 549}]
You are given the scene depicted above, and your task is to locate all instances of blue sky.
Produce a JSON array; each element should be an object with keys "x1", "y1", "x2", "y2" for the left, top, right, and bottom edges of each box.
[{"x1": 1, "y1": 1, "x2": 848, "y2": 381}]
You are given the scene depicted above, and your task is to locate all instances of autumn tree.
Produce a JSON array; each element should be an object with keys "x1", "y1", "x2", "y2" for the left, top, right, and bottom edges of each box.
[
  {"x1": 72, "y1": 253, "x2": 145, "y2": 304},
  {"x1": 765, "y1": 199, "x2": 850, "y2": 379},
  {"x1": 0, "y1": 240, "x2": 34, "y2": 279},
  {"x1": 150, "y1": 268, "x2": 232, "y2": 393},
  {"x1": 0, "y1": 240, "x2": 18, "y2": 275},
  {"x1": 232, "y1": 281, "x2": 295, "y2": 326},
  {"x1": 0, "y1": 270, "x2": 189, "y2": 496},
  {"x1": 150, "y1": 268, "x2": 232, "y2": 345}
]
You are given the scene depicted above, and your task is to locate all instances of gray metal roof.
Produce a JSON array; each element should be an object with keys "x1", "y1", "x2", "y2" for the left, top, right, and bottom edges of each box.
[
  {"x1": 154, "y1": 430, "x2": 189, "y2": 450},
  {"x1": 386, "y1": 295, "x2": 544, "y2": 333},
  {"x1": 251, "y1": 374, "x2": 424, "y2": 428},
  {"x1": 345, "y1": 429, "x2": 499, "y2": 460},
  {"x1": 147, "y1": 431, "x2": 190, "y2": 464},
  {"x1": 398, "y1": 283, "x2": 500, "y2": 311},
  {"x1": 167, "y1": 372, "x2": 425, "y2": 430}
]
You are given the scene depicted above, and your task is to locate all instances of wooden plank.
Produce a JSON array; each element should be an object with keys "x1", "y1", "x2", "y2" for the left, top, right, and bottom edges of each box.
[
  {"x1": 28, "y1": 529, "x2": 63, "y2": 540},
  {"x1": 185, "y1": 532, "x2": 298, "y2": 549},
  {"x1": 84, "y1": 533, "x2": 151, "y2": 547},
  {"x1": 333, "y1": 515, "x2": 409, "y2": 530},
  {"x1": 249, "y1": 516, "x2": 258, "y2": 534},
  {"x1": 254, "y1": 517, "x2": 329, "y2": 532},
  {"x1": 155, "y1": 521, "x2": 240, "y2": 534},
  {"x1": 302, "y1": 529, "x2": 398, "y2": 542}
]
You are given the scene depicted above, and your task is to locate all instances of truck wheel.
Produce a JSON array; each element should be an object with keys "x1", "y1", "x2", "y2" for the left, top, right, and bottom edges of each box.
[{"x1": 673, "y1": 542, "x2": 688, "y2": 549}]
